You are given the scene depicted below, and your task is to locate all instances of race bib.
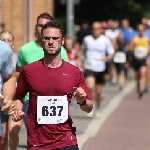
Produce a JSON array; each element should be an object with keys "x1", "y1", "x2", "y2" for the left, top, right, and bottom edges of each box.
[
  {"x1": 84, "y1": 59, "x2": 93, "y2": 70},
  {"x1": 134, "y1": 46, "x2": 147, "y2": 58},
  {"x1": 37, "y1": 95, "x2": 68, "y2": 124},
  {"x1": 84, "y1": 58, "x2": 105, "y2": 72},
  {"x1": 113, "y1": 52, "x2": 126, "y2": 63}
]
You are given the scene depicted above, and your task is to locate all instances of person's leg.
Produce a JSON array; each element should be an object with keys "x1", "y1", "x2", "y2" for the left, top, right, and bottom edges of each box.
[
  {"x1": 118, "y1": 63, "x2": 126, "y2": 90},
  {"x1": 95, "y1": 84, "x2": 103, "y2": 118},
  {"x1": 84, "y1": 70, "x2": 95, "y2": 118},
  {"x1": 95, "y1": 72, "x2": 105, "y2": 118},
  {"x1": 0, "y1": 112, "x2": 9, "y2": 150},
  {"x1": 8, "y1": 116, "x2": 23, "y2": 150},
  {"x1": 139, "y1": 66, "x2": 147, "y2": 97},
  {"x1": 133, "y1": 59, "x2": 140, "y2": 93}
]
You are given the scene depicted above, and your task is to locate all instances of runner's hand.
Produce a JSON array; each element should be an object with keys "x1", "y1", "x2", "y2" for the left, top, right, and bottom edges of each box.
[
  {"x1": 73, "y1": 87, "x2": 87, "y2": 104},
  {"x1": 12, "y1": 110, "x2": 25, "y2": 122},
  {"x1": 0, "y1": 95, "x2": 16, "y2": 115}
]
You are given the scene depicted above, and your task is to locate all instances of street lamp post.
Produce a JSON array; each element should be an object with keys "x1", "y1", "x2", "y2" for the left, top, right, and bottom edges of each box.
[
  {"x1": 60, "y1": 0, "x2": 80, "y2": 37},
  {"x1": 66, "y1": 0, "x2": 74, "y2": 37}
]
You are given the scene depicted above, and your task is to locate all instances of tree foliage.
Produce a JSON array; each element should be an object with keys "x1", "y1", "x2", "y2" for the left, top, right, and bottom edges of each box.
[{"x1": 55, "y1": 0, "x2": 150, "y2": 28}]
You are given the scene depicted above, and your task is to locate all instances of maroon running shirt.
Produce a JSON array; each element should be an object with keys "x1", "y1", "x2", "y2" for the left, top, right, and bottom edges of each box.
[{"x1": 15, "y1": 60, "x2": 92, "y2": 150}]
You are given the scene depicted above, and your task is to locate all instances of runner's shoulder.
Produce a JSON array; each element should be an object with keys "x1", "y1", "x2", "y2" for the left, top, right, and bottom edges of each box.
[
  {"x1": 23, "y1": 59, "x2": 42, "y2": 70},
  {"x1": 63, "y1": 61, "x2": 82, "y2": 73},
  {"x1": 19, "y1": 41, "x2": 37, "y2": 52}
]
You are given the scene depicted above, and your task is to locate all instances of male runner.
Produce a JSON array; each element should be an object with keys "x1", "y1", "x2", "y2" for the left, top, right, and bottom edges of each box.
[
  {"x1": 12, "y1": 21, "x2": 93, "y2": 150},
  {"x1": 129, "y1": 23, "x2": 149, "y2": 98},
  {"x1": 82, "y1": 21, "x2": 114, "y2": 118}
]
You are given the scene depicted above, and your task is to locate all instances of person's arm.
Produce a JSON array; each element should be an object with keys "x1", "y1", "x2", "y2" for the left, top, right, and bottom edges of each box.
[
  {"x1": 1, "y1": 48, "x2": 16, "y2": 114},
  {"x1": 73, "y1": 71, "x2": 93, "y2": 113},
  {"x1": 73, "y1": 87, "x2": 93, "y2": 113},
  {"x1": 102, "y1": 38, "x2": 115, "y2": 62},
  {"x1": 2, "y1": 71, "x2": 16, "y2": 100},
  {"x1": 1, "y1": 71, "x2": 17, "y2": 115}
]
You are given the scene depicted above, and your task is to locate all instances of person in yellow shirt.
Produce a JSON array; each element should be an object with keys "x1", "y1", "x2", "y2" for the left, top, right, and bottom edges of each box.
[{"x1": 129, "y1": 23, "x2": 148, "y2": 98}]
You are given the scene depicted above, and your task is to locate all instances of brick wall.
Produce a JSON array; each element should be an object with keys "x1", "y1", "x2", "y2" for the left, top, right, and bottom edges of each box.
[{"x1": 0, "y1": 0, "x2": 53, "y2": 53}]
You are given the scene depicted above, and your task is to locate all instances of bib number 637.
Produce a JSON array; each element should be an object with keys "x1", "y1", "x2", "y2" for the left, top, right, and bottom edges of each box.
[
  {"x1": 42, "y1": 106, "x2": 63, "y2": 116},
  {"x1": 37, "y1": 96, "x2": 68, "y2": 124}
]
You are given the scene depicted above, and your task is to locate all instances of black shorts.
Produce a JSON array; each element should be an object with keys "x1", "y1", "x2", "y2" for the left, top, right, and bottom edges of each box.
[
  {"x1": 84, "y1": 70, "x2": 105, "y2": 84},
  {"x1": 104, "y1": 61, "x2": 110, "y2": 74},
  {"x1": 115, "y1": 63, "x2": 125, "y2": 75},
  {"x1": 132, "y1": 58, "x2": 147, "y2": 71}
]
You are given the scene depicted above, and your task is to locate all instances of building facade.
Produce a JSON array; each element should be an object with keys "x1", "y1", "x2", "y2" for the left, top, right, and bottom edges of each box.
[{"x1": 0, "y1": 0, "x2": 53, "y2": 52}]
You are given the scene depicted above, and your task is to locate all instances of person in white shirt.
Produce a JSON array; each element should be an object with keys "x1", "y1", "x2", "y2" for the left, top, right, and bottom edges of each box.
[{"x1": 82, "y1": 21, "x2": 114, "y2": 118}]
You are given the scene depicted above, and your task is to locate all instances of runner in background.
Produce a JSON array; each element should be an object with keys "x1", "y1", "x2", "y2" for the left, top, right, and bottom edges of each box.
[
  {"x1": 141, "y1": 17, "x2": 150, "y2": 93},
  {"x1": 128, "y1": 23, "x2": 149, "y2": 98},
  {"x1": 119, "y1": 19, "x2": 134, "y2": 78},
  {"x1": 105, "y1": 20, "x2": 120, "y2": 84},
  {"x1": 82, "y1": 21, "x2": 114, "y2": 118},
  {"x1": 0, "y1": 31, "x2": 20, "y2": 150},
  {"x1": 64, "y1": 37, "x2": 80, "y2": 67},
  {"x1": 76, "y1": 21, "x2": 92, "y2": 45},
  {"x1": 113, "y1": 32, "x2": 127, "y2": 90}
]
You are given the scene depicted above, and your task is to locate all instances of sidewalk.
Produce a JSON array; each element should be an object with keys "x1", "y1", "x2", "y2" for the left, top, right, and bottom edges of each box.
[{"x1": 81, "y1": 84, "x2": 150, "y2": 150}]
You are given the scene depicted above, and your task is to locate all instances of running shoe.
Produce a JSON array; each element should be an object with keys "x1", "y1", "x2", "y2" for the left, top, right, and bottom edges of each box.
[
  {"x1": 87, "y1": 109, "x2": 94, "y2": 118},
  {"x1": 95, "y1": 110, "x2": 101, "y2": 119}
]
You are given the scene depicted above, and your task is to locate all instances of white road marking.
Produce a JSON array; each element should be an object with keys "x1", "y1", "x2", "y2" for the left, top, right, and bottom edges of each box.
[{"x1": 77, "y1": 80, "x2": 136, "y2": 149}]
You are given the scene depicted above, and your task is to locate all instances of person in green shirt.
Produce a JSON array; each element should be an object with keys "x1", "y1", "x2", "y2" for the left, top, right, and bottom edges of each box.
[{"x1": 16, "y1": 13, "x2": 69, "y2": 127}]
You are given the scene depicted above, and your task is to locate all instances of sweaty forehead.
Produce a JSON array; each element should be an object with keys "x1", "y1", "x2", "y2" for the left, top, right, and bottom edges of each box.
[{"x1": 42, "y1": 28, "x2": 61, "y2": 36}]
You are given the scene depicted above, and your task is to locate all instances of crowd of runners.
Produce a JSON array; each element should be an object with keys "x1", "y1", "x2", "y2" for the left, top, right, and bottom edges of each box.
[{"x1": 0, "y1": 12, "x2": 150, "y2": 150}]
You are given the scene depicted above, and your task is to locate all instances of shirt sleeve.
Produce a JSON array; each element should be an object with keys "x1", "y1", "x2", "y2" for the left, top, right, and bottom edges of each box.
[
  {"x1": 60, "y1": 46, "x2": 69, "y2": 62},
  {"x1": 15, "y1": 67, "x2": 29, "y2": 101},
  {"x1": 17, "y1": 47, "x2": 26, "y2": 67},
  {"x1": 106, "y1": 37, "x2": 115, "y2": 55},
  {"x1": 1, "y1": 48, "x2": 13, "y2": 77}
]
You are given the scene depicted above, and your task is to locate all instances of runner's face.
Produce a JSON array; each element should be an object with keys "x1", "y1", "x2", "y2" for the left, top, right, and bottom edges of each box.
[
  {"x1": 36, "y1": 18, "x2": 50, "y2": 37},
  {"x1": 0, "y1": 33, "x2": 14, "y2": 49},
  {"x1": 92, "y1": 23, "x2": 102, "y2": 38},
  {"x1": 138, "y1": 25, "x2": 145, "y2": 36},
  {"x1": 41, "y1": 27, "x2": 64, "y2": 55}
]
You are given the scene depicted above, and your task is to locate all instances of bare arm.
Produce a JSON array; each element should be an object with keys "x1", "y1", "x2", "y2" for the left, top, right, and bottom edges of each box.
[
  {"x1": 78, "y1": 99, "x2": 93, "y2": 113},
  {"x1": 73, "y1": 87, "x2": 93, "y2": 113},
  {"x1": 16, "y1": 66, "x2": 23, "y2": 79},
  {"x1": 1, "y1": 71, "x2": 17, "y2": 115},
  {"x1": 2, "y1": 70, "x2": 16, "y2": 100}
]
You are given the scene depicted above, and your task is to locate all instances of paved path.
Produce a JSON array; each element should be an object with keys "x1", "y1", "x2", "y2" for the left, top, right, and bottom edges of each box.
[
  {"x1": 17, "y1": 70, "x2": 137, "y2": 150},
  {"x1": 82, "y1": 84, "x2": 150, "y2": 150}
]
